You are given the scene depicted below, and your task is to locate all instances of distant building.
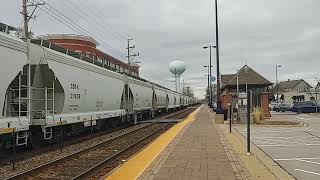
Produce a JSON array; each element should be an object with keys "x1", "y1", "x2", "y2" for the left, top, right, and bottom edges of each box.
[
  {"x1": 0, "y1": 22, "x2": 17, "y2": 33},
  {"x1": 273, "y1": 79, "x2": 312, "y2": 103},
  {"x1": 221, "y1": 65, "x2": 273, "y2": 117},
  {"x1": 38, "y1": 34, "x2": 139, "y2": 77}
]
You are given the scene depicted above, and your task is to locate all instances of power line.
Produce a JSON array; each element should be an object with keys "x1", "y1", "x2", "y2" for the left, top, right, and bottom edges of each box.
[
  {"x1": 43, "y1": 2, "x2": 125, "y2": 57},
  {"x1": 38, "y1": 6, "x2": 125, "y2": 59},
  {"x1": 70, "y1": 0, "x2": 129, "y2": 40},
  {"x1": 38, "y1": 2, "x2": 126, "y2": 59},
  {"x1": 57, "y1": 0, "x2": 125, "y2": 41}
]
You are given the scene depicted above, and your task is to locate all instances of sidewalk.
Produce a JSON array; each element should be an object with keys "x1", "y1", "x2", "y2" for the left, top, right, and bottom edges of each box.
[{"x1": 138, "y1": 106, "x2": 251, "y2": 180}]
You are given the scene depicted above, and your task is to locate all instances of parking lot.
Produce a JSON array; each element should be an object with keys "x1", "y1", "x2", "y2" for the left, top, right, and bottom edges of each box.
[{"x1": 235, "y1": 112, "x2": 320, "y2": 180}]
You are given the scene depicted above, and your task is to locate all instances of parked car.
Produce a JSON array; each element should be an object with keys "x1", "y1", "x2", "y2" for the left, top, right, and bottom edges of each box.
[
  {"x1": 269, "y1": 102, "x2": 280, "y2": 111},
  {"x1": 292, "y1": 102, "x2": 304, "y2": 112},
  {"x1": 294, "y1": 101, "x2": 319, "y2": 114},
  {"x1": 273, "y1": 103, "x2": 292, "y2": 112}
]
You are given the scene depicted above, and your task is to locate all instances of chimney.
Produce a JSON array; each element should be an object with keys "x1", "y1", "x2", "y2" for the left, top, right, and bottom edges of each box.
[{"x1": 287, "y1": 79, "x2": 290, "y2": 81}]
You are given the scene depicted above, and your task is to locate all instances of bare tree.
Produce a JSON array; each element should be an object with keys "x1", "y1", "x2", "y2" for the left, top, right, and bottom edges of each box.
[
  {"x1": 204, "y1": 84, "x2": 217, "y2": 102},
  {"x1": 305, "y1": 78, "x2": 320, "y2": 112}
]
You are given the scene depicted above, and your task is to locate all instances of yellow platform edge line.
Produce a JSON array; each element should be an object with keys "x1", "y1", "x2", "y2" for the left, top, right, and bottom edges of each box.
[{"x1": 105, "y1": 106, "x2": 201, "y2": 180}]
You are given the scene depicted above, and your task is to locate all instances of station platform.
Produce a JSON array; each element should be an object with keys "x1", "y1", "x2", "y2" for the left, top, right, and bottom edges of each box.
[{"x1": 106, "y1": 106, "x2": 252, "y2": 180}]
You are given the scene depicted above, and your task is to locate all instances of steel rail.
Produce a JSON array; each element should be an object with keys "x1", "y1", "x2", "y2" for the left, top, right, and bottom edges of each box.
[
  {"x1": 5, "y1": 123, "x2": 155, "y2": 180},
  {"x1": 71, "y1": 122, "x2": 173, "y2": 179}
]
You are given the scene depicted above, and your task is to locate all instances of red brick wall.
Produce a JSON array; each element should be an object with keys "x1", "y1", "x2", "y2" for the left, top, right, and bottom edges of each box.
[
  {"x1": 221, "y1": 88, "x2": 271, "y2": 118},
  {"x1": 221, "y1": 89, "x2": 232, "y2": 110},
  {"x1": 47, "y1": 39, "x2": 139, "y2": 75},
  {"x1": 261, "y1": 92, "x2": 271, "y2": 117}
]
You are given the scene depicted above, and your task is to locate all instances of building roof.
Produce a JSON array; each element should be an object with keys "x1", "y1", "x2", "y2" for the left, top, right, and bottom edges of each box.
[
  {"x1": 221, "y1": 65, "x2": 273, "y2": 88},
  {"x1": 316, "y1": 82, "x2": 320, "y2": 90},
  {"x1": 37, "y1": 34, "x2": 99, "y2": 46},
  {"x1": 221, "y1": 74, "x2": 235, "y2": 84},
  {"x1": 274, "y1": 79, "x2": 312, "y2": 90}
]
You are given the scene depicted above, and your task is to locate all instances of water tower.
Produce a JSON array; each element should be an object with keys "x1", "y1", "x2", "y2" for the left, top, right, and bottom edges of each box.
[{"x1": 169, "y1": 60, "x2": 186, "y2": 92}]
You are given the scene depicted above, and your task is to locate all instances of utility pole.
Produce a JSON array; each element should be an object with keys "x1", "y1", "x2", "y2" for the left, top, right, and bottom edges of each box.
[
  {"x1": 22, "y1": 0, "x2": 29, "y2": 38},
  {"x1": 125, "y1": 39, "x2": 139, "y2": 118},
  {"x1": 126, "y1": 38, "x2": 140, "y2": 76},
  {"x1": 22, "y1": 0, "x2": 45, "y2": 39},
  {"x1": 21, "y1": 0, "x2": 44, "y2": 126}
]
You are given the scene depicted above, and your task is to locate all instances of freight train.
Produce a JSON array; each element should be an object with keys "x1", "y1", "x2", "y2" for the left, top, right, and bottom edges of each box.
[{"x1": 0, "y1": 31, "x2": 198, "y2": 149}]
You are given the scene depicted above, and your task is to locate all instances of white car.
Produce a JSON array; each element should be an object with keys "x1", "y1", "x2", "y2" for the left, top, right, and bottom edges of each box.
[{"x1": 269, "y1": 102, "x2": 280, "y2": 111}]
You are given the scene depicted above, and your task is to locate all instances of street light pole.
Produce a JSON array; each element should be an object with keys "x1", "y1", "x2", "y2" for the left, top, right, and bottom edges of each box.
[
  {"x1": 204, "y1": 66, "x2": 210, "y2": 106},
  {"x1": 276, "y1": 65, "x2": 282, "y2": 103},
  {"x1": 204, "y1": 65, "x2": 213, "y2": 106},
  {"x1": 236, "y1": 70, "x2": 240, "y2": 95},
  {"x1": 203, "y1": 46, "x2": 216, "y2": 108},
  {"x1": 214, "y1": 0, "x2": 223, "y2": 113},
  {"x1": 209, "y1": 46, "x2": 212, "y2": 107}
]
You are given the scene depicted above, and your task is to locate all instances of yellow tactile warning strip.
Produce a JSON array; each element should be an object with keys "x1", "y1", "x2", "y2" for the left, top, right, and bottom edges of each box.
[{"x1": 105, "y1": 107, "x2": 201, "y2": 180}]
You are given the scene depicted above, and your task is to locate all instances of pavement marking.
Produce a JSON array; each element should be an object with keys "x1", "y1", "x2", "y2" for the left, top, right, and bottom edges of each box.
[
  {"x1": 253, "y1": 137, "x2": 316, "y2": 142},
  {"x1": 275, "y1": 157, "x2": 320, "y2": 161},
  {"x1": 238, "y1": 129, "x2": 305, "y2": 133},
  {"x1": 298, "y1": 159, "x2": 320, "y2": 165},
  {"x1": 252, "y1": 136, "x2": 311, "y2": 139},
  {"x1": 258, "y1": 144, "x2": 320, "y2": 147},
  {"x1": 274, "y1": 157, "x2": 320, "y2": 166},
  {"x1": 294, "y1": 169, "x2": 320, "y2": 176},
  {"x1": 255, "y1": 138, "x2": 319, "y2": 145}
]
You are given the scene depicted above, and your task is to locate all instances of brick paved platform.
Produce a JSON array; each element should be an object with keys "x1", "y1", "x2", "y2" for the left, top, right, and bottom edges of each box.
[{"x1": 139, "y1": 107, "x2": 251, "y2": 180}]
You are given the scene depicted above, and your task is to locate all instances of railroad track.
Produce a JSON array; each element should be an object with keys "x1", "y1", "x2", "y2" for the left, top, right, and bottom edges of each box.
[
  {"x1": 6, "y1": 123, "x2": 172, "y2": 180},
  {"x1": 5, "y1": 107, "x2": 196, "y2": 180},
  {"x1": 0, "y1": 107, "x2": 194, "y2": 167}
]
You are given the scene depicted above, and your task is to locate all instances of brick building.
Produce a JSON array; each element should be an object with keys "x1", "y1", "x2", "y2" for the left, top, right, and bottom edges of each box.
[
  {"x1": 221, "y1": 65, "x2": 273, "y2": 117},
  {"x1": 39, "y1": 34, "x2": 139, "y2": 76}
]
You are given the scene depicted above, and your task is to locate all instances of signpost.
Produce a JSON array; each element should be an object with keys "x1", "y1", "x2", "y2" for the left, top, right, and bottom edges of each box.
[
  {"x1": 59, "y1": 118, "x2": 63, "y2": 153},
  {"x1": 247, "y1": 90, "x2": 252, "y2": 154},
  {"x1": 229, "y1": 104, "x2": 232, "y2": 133},
  {"x1": 12, "y1": 128, "x2": 16, "y2": 170}
]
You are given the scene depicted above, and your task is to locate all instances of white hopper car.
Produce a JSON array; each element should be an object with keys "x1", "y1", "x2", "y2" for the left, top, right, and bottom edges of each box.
[{"x1": 0, "y1": 32, "x2": 198, "y2": 148}]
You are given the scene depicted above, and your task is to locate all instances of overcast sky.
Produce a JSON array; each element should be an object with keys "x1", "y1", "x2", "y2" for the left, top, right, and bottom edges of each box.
[{"x1": 1, "y1": 0, "x2": 320, "y2": 98}]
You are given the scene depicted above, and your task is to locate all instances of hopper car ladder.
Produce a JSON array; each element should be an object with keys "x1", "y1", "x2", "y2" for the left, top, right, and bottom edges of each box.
[{"x1": 7, "y1": 68, "x2": 30, "y2": 146}]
